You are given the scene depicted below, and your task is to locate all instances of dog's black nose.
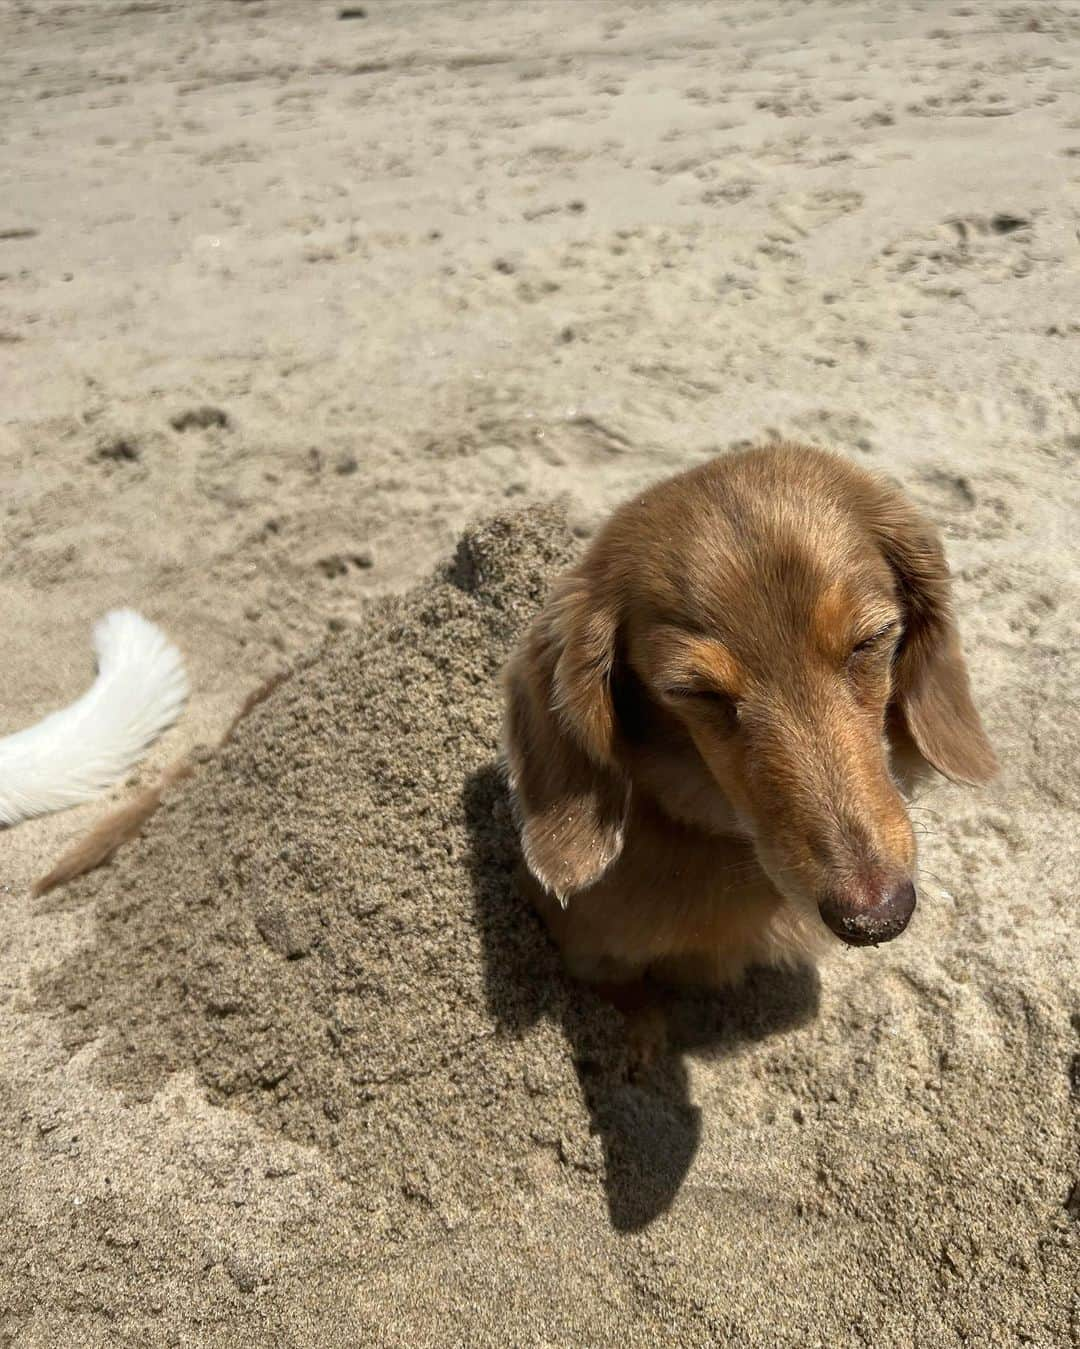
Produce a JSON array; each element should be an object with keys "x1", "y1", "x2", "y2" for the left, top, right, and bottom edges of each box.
[{"x1": 818, "y1": 879, "x2": 917, "y2": 947}]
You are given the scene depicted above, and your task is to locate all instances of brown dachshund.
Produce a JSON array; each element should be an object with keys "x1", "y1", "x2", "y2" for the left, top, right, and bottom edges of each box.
[{"x1": 502, "y1": 443, "x2": 996, "y2": 992}]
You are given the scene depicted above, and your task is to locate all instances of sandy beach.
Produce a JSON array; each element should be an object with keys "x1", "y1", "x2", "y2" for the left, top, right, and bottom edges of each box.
[{"x1": 2, "y1": 2, "x2": 1078, "y2": 1344}]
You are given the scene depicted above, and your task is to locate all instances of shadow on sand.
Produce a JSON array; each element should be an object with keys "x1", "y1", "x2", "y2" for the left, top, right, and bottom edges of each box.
[{"x1": 463, "y1": 763, "x2": 820, "y2": 1233}]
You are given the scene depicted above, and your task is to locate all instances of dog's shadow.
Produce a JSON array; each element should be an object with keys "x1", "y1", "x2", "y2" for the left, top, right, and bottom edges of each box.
[{"x1": 463, "y1": 764, "x2": 820, "y2": 1233}]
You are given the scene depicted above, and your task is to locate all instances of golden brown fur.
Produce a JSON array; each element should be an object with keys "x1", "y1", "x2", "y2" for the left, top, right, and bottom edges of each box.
[{"x1": 502, "y1": 443, "x2": 996, "y2": 994}]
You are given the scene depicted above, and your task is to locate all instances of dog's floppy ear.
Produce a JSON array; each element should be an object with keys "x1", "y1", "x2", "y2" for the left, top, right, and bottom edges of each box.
[
  {"x1": 502, "y1": 572, "x2": 629, "y2": 904},
  {"x1": 863, "y1": 481, "x2": 997, "y2": 786}
]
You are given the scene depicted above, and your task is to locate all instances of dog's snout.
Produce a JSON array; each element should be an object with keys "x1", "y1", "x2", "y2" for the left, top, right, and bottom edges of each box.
[{"x1": 818, "y1": 879, "x2": 916, "y2": 947}]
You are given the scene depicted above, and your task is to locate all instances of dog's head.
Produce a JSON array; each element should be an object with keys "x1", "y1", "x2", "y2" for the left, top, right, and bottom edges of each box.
[{"x1": 502, "y1": 444, "x2": 996, "y2": 947}]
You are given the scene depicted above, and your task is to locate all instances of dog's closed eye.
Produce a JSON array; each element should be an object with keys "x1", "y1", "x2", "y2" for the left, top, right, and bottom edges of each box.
[
  {"x1": 848, "y1": 619, "x2": 901, "y2": 663},
  {"x1": 662, "y1": 685, "x2": 741, "y2": 735}
]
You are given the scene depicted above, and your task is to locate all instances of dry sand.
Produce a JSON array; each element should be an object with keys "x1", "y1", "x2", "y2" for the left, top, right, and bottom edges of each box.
[{"x1": 2, "y1": 1, "x2": 1079, "y2": 1344}]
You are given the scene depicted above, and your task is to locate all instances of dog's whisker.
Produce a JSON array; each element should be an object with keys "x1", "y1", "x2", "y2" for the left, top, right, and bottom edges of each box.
[{"x1": 914, "y1": 867, "x2": 957, "y2": 894}]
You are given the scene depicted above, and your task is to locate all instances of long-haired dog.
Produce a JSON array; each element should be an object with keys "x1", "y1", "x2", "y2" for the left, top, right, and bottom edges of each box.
[{"x1": 502, "y1": 444, "x2": 996, "y2": 994}]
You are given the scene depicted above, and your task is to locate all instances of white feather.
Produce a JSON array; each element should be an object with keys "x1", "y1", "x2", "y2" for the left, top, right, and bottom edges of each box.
[{"x1": 0, "y1": 609, "x2": 188, "y2": 826}]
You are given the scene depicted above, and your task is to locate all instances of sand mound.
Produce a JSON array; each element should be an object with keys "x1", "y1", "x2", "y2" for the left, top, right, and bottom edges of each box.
[
  {"x1": 42, "y1": 506, "x2": 630, "y2": 1239},
  {"x1": 33, "y1": 506, "x2": 1079, "y2": 1345}
]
